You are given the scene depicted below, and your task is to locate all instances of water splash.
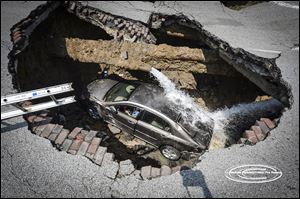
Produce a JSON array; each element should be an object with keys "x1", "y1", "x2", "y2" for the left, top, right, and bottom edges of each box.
[
  {"x1": 150, "y1": 67, "x2": 212, "y2": 125},
  {"x1": 150, "y1": 67, "x2": 283, "y2": 140}
]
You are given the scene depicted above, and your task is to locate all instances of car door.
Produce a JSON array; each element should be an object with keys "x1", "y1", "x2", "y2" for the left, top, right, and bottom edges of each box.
[
  {"x1": 135, "y1": 110, "x2": 172, "y2": 147},
  {"x1": 111, "y1": 104, "x2": 142, "y2": 135}
]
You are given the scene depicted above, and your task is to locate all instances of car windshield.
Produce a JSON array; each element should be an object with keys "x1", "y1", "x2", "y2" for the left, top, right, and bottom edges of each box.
[{"x1": 104, "y1": 82, "x2": 139, "y2": 102}]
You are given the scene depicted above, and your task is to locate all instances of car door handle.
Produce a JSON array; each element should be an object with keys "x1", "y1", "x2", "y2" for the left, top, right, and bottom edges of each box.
[{"x1": 128, "y1": 120, "x2": 135, "y2": 124}]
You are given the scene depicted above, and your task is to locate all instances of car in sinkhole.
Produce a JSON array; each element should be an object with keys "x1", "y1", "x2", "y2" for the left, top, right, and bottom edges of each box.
[{"x1": 86, "y1": 78, "x2": 214, "y2": 160}]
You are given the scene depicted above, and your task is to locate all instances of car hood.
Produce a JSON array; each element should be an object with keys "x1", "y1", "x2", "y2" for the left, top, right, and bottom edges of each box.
[{"x1": 87, "y1": 79, "x2": 118, "y2": 101}]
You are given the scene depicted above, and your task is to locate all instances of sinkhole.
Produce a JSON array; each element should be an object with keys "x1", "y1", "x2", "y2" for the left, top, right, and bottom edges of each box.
[{"x1": 8, "y1": 2, "x2": 291, "y2": 172}]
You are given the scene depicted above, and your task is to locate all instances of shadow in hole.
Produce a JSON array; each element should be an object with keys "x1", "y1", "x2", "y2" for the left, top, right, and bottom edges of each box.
[
  {"x1": 1, "y1": 120, "x2": 28, "y2": 133},
  {"x1": 180, "y1": 166, "x2": 212, "y2": 198}
]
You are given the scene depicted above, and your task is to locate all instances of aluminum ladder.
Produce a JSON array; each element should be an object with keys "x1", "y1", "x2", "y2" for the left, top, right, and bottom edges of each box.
[{"x1": 1, "y1": 83, "x2": 76, "y2": 120}]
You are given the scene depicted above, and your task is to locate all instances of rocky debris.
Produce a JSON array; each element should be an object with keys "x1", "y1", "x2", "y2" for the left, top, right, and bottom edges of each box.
[
  {"x1": 63, "y1": 1, "x2": 156, "y2": 44},
  {"x1": 162, "y1": 71, "x2": 197, "y2": 90},
  {"x1": 238, "y1": 117, "x2": 278, "y2": 145}
]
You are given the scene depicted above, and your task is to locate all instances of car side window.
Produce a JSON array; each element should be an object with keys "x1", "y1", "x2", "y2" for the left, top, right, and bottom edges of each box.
[
  {"x1": 141, "y1": 111, "x2": 171, "y2": 132},
  {"x1": 116, "y1": 105, "x2": 142, "y2": 119}
]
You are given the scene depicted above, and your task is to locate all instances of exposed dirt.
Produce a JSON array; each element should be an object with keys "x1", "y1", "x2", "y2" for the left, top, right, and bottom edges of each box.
[{"x1": 63, "y1": 37, "x2": 238, "y2": 77}]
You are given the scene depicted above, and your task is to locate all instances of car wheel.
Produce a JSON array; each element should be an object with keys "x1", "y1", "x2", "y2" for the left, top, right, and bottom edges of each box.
[{"x1": 160, "y1": 145, "x2": 181, "y2": 161}]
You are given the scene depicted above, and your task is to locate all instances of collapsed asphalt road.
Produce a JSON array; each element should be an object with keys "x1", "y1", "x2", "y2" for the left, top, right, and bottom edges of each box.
[{"x1": 1, "y1": 1, "x2": 299, "y2": 198}]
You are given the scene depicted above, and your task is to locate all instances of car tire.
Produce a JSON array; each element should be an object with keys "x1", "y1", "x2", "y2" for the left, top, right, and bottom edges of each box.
[{"x1": 160, "y1": 145, "x2": 181, "y2": 161}]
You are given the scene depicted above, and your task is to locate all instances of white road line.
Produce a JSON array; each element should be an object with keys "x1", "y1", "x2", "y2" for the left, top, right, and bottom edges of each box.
[
  {"x1": 248, "y1": 48, "x2": 281, "y2": 54},
  {"x1": 271, "y1": 1, "x2": 299, "y2": 10}
]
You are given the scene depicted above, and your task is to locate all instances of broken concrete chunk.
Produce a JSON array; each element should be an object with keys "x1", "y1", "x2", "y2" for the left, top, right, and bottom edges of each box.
[
  {"x1": 243, "y1": 130, "x2": 258, "y2": 144},
  {"x1": 150, "y1": 167, "x2": 161, "y2": 178},
  {"x1": 40, "y1": 124, "x2": 56, "y2": 138},
  {"x1": 84, "y1": 130, "x2": 98, "y2": 143},
  {"x1": 260, "y1": 118, "x2": 276, "y2": 129},
  {"x1": 101, "y1": 153, "x2": 115, "y2": 166},
  {"x1": 160, "y1": 165, "x2": 172, "y2": 176},
  {"x1": 55, "y1": 129, "x2": 70, "y2": 145},
  {"x1": 108, "y1": 124, "x2": 122, "y2": 134},
  {"x1": 68, "y1": 139, "x2": 83, "y2": 155},
  {"x1": 103, "y1": 161, "x2": 119, "y2": 179},
  {"x1": 141, "y1": 166, "x2": 151, "y2": 180},
  {"x1": 60, "y1": 139, "x2": 73, "y2": 152},
  {"x1": 34, "y1": 124, "x2": 48, "y2": 135},
  {"x1": 48, "y1": 133, "x2": 59, "y2": 142},
  {"x1": 94, "y1": 146, "x2": 107, "y2": 165},
  {"x1": 133, "y1": 170, "x2": 142, "y2": 180},
  {"x1": 251, "y1": 125, "x2": 265, "y2": 141},
  {"x1": 77, "y1": 141, "x2": 90, "y2": 156},
  {"x1": 68, "y1": 127, "x2": 82, "y2": 139},
  {"x1": 51, "y1": 124, "x2": 63, "y2": 134},
  {"x1": 119, "y1": 159, "x2": 135, "y2": 177},
  {"x1": 86, "y1": 137, "x2": 101, "y2": 159}
]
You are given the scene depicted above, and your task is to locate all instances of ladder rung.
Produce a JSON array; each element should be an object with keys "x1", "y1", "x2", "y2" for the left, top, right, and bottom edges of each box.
[
  {"x1": 1, "y1": 96, "x2": 76, "y2": 120},
  {"x1": 1, "y1": 83, "x2": 74, "y2": 106}
]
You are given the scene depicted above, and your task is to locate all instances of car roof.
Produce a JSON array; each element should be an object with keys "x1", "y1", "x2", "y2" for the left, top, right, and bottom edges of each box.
[{"x1": 129, "y1": 83, "x2": 180, "y2": 121}]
